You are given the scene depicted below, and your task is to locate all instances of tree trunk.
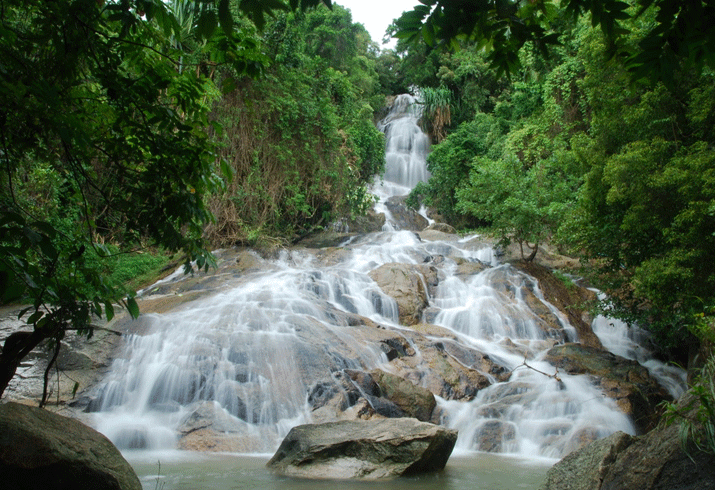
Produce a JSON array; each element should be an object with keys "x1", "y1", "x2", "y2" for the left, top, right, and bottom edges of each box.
[
  {"x1": 0, "y1": 330, "x2": 48, "y2": 399},
  {"x1": 525, "y1": 242, "x2": 538, "y2": 262}
]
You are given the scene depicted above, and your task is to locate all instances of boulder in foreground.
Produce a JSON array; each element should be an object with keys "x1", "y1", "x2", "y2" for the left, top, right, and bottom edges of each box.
[
  {"x1": 266, "y1": 418, "x2": 457, "y2": 479},
  {"x1": 0, "y1": 402, "x2": 141, "y2": 490}
]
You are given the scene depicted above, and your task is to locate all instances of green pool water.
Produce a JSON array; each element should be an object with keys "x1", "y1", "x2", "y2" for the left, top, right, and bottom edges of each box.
[{"x1": 128, "y1": 451, "x2": 553, "y2": 490}]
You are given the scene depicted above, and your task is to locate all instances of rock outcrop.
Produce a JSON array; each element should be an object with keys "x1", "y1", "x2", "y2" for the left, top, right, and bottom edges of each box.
[
  {"x1": 540, "y1": 397, "x2": 715, "y2": 490},
  {"x1": 266, "y1": 418, "x2": 457, "y2": 479},
  {"x1": 544, "y1": 343, "x2": 671, "y2": 433},
  {"x1": 367, "y1": 369, "x2": 436, "y2": 421},
  {"x1": 307, "y1": 368, "x2": 438, "y2": 423},
  {"x1": 0, "y1": 401, "x2": 141, "y2": 490},
  {"x1": 514, "y1": 262, "x2": 601, "y2": 349},
  {"x1": 384, "y1": 196, "x2": 429, "y2": 231},
  {"x1": 368, "y1": 262, "x2": 438, "y2": 325}
]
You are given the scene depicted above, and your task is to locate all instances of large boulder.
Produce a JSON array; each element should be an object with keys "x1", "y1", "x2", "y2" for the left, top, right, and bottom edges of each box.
[
  {"x1": 544, "y1": 343, "x2": 671, "y2": 433},
  {"x1": 539, "y1": 431, "x2": 635, "y2": 490},
  {"x1": 368, "y1": 262, "x2": 438, "y2": 325},
  {"x1": 0, "y1": 402, "x2": 141, "y2": 490},
  {"x1": 266, "y1": 418, "x2": 457, "y2": 479},
  {"x1": 368, "y1": 369, "x2": 436, "y2": 421},
  {"x1": 384, "y1": 196, "x2": 429, "y2": 231}
]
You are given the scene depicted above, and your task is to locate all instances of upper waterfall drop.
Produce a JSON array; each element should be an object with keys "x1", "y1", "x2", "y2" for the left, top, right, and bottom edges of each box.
[{"x1": 374, "y1": 94, "x2": 431, "y2": 199}]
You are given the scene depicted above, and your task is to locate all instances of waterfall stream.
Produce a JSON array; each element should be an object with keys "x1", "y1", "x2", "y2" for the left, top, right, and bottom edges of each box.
[{"x1": 89, "y1": 95, "x2": 684, "y2": 462}]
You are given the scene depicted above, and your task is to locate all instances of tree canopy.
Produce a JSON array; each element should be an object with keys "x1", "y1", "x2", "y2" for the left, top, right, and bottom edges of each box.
[
  {"x1": 399, "y1": 4, "x2": 715, "y2": 360},
  {"x1": 394, "y1": 0, "x2": 715, "y2": 86},
  {"x1": 0, "y1": 0, "x2": 335, "y2": 400}
]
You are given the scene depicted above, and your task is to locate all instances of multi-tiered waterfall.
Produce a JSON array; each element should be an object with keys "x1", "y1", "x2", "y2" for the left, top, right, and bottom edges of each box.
[{"x1": 89, "y1": 95, "x2": 684, "y2": 464}]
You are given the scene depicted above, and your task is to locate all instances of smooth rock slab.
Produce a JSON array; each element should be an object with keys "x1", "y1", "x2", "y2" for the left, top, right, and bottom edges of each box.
[{"x1": 266, "y1": 418, "x2": 457, "y2": 480}]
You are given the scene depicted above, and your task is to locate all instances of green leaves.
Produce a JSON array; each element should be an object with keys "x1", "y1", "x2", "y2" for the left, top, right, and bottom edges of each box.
[
  {"x1": 455, "y1": 155, "x2": 572, "y2": 259},
  {"x1": 125, "y1": 296, "x2": 140, "y2": 319},
  {"x1": 394, "y1": 0, "x2": 715, "y2": 86},
  {"x1": 218, "y1": 0, "x2": 234, "y2": 33}
]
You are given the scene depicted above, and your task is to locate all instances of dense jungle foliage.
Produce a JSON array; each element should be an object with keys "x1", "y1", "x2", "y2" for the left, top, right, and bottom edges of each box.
[
  {"x1": 0, "y1": 0, "x2": 386, "y2": 398},
  {"x1": 397, "y1": 4, "x2": 715, "y2": 362},
  {"x1": 1, "y1": 0, "x2": 713, "y2": 399},
  {"x1": 205, "y1": 5, "x2": 385, "y2": 245}
]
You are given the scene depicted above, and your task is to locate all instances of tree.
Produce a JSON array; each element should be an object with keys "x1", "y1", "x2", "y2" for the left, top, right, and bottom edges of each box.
[
  {"x1": 394, "y1": 0, "x2": 715, "y2": 86},
  {"x1": 456, "y1": 155, "x2": 574, "y2": 261},
  {"x1": 0, "y1": 0, "x2": 330, "y2": 401},
  {"x1": 204, "y1": 4, "x2": 384, "y2": 245}
]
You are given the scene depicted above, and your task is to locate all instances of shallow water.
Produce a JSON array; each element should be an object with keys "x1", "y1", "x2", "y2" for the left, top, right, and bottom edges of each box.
[{"x1": 128, "y1": 451, "x2": 553, "y2": 490}]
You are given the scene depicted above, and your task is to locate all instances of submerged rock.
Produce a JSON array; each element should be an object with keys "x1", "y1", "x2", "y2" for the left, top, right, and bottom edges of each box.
[
  {"x1": 266, "y1": 418, "x2": 457, "y2": 479},
  {"x1": 0, "y1": 402, "x2": 141, "y2": 490}
]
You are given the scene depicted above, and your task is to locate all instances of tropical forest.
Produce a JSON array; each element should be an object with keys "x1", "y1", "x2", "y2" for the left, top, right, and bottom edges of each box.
[{"x1": 1, "y1": 1, "x2": 714, "y2": 489}]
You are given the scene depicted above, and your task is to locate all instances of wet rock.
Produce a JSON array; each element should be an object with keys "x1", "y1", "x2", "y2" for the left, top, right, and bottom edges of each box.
[
  {"x1": 544, "y1": 343, "x2": 671, "y2": 433},
  {"x1": 541, "y1": 394, "x2": 715, "y2": 490},
  {"x1": 368, "y1": 263, "x2": 438, "y2": 325},
  {"x1": 177, "y1": 401, "x2": 269, "y2": 452},
  {"x1": 0, "y1": 402, "x2": 141, "y2": 490},
  {"x1": 474, "y1": 420, "x2": 518, "y2": 452},
  {"x1": 386, "y1": 324, "x2": 506, "y2": 401},
  {"x1": 266, "y1": 418, "x2": 457, "y2": 479},
  {"x1": 389, "y1": 342, "x2": 493, "y2": 402},
  {"x1": 417, "y1": 229, "x2": 459, "y2": 243},
  {"x1": 473, "y1": 381, "x2": 540, "y2": 419},
  {"x1": 317, "y1": 209, "x2": 387, "y2": 235},
  {"x1": 599, "y1": 410, "x2": 715, "y2": 489},
  {"x1": 368, "y1": 369, "x2": 436, "y2": 422},
  {"x1": 539, "y1": 431, "x2": 635, "y2": 490},
  {"x1": 514, "y1": 262, "x2": 602, "y2": 349},
  {"x1": 309, "y1": 369, "x2": 437, "y2": 423},
  {"x1": 424, "y1": 222, "x2": 457, "y2": 234},
  {"x1": 384, "y1": 196, "x2": 429, "y2": 231},
  {"x1": 453, "y1": 260, "x2": 490, "y2": 278}
]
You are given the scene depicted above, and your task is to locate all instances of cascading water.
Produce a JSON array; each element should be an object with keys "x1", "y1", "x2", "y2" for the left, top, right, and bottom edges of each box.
[
  {"x1": 89, "y1": 95, "x2": 684, "y2": 462},
  {"x1": 372, "y1": 93, "x2": 432, "y2": 228},
  {"x1": 377, "y1": 93, "x2": 430, "y2": 195}
]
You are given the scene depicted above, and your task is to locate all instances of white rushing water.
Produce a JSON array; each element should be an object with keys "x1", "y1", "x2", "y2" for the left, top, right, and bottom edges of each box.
[
  {"x1": 89, "y1": 95, "x2": 684, "y2": 462},
  {"x1": 372, "y1": 93, "x2": 432, "y2": 228},
  {"x1": 589, "y1": 290, "x2": 687, "y2": 399}
]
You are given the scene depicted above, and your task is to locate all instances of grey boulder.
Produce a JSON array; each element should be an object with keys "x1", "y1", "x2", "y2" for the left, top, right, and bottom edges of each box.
[
  {"x1": 0, "y1": 402, "x2": 141, "y2": 490},
  {"x1": 267, "y1": 418, "x2": 457, "y2": 479}
]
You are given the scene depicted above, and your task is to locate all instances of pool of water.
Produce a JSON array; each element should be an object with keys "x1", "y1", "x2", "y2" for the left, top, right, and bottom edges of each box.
[{"x1": 128, "y1": 451, "x2": 554, "y2": 490}]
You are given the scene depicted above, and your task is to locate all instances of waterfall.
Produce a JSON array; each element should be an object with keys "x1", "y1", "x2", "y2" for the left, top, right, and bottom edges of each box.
[
  {"x1": 377, "y1": 94, "x2": 430, "y2": 194},
  {"x1": 589, "y1": 290, "x2": 687, "y2": 399},
  {"x1": 88, "y1": 95, "x2": 684, "y2": 460},
  {"x1": 372, "y1": 94, "x2": 432, "y2": 228}
]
